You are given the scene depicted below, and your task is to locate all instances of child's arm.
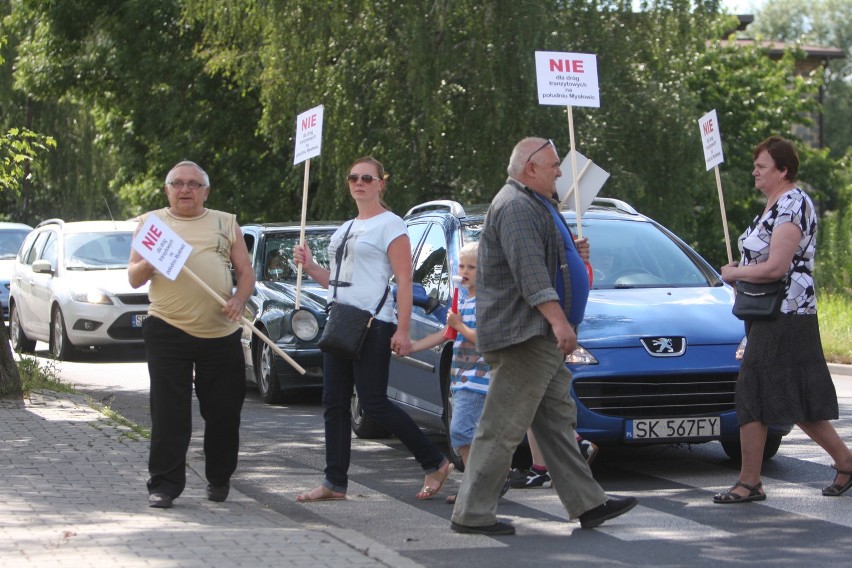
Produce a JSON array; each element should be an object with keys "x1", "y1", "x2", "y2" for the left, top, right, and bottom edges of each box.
[
  {"x1": 447, "y1": 311, "x2": 477, "y2": 344},
  {"x1": 409, "y1": 329, "x2": 448, "y2": 353}
]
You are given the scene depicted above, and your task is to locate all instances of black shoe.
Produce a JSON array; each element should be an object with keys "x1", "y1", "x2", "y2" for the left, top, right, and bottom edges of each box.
[
  {"x1": 579, "y1": 496, "x2": 638, "y2": 529},
  {"x1": 148, "y1": 493, "x2": 174, "y2": 509},
  {"x1": 508, "y1": 467, "x2": 551, "y2": 489},
  {"x1": 451, "y1": 521, "x2": 516, "y2": 536},
  {"x1": 206, "y1": 484, "x2": 230, "y2": 502}
]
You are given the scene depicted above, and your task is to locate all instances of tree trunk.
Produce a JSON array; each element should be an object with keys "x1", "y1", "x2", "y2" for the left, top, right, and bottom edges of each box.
[{"x1": 0, "y1": 323, "x2": 23, "y2": 396}]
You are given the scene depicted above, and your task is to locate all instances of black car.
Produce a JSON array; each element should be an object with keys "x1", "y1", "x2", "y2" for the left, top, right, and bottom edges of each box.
[{"x1": 240, "y1": 222, "x2": 338, "y2": 403}]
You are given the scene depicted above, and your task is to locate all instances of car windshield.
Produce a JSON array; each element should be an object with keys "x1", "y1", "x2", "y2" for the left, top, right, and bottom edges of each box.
[
  {"x1": 571, "y1": 218, "x2": 713, "y2": 289},
  {"x1": 0, "y1": 229, "x2": 30, "y2": 259},
  {"x1": 462, "y1": 217, "x2": 712, "y2": 289},
  {"x1": 263, "y1": 231, "x2": 334, "y2": 281},
  {"x1": 65, "y1": 232, "x2": 133, "y2": 269}
]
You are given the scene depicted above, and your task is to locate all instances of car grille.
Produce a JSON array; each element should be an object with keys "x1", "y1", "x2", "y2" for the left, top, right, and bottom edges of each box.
[
  {"x1": 116, "y1": 293, "x2": 150, "y2": 305},
  {"x1": 573, "y1": 373, "x2": 738, "y2": 419}
]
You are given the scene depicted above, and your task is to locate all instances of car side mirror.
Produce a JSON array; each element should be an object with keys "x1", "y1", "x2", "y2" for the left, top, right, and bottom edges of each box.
[{"x1": 32, "y1": 259, "x2": 54, "y2": 275}]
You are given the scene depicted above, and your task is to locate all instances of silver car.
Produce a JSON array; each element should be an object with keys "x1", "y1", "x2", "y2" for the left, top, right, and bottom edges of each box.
[
  {"x1": 0, "y1": 222, "x2": 33, "y2": 322},
  {"x1": 8, "y1": 219, "x2": 150, "y2": 359}
]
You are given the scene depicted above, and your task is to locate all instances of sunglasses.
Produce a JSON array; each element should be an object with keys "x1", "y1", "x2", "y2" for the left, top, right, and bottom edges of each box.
[
  {"x1": 526, "y1": 139, "x2": 556, "y2": 164},
  {"x1": 347, "y1": 173, "x2": 382, "y2": 183}
]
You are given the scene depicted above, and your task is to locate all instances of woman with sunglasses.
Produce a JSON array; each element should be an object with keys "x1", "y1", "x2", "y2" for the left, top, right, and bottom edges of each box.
[{"x1": 293, "y1": 156, "x2": 453, "y2": 502}]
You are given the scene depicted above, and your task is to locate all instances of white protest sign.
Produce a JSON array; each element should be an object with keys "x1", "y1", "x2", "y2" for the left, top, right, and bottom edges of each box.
[
  {"x1": 131, "y1": 216, "x2": 193, "y2": 281},
  {"x1": 698, "y1": 109, "x2": 724, "y2": 171},
  {"x1": 555, "y1": 150, "x2": 610, "y2": 214},
  {"x1": 293, "y1": 105, "x2": 324, "y2": 165},
  {"x1": 535, "y1": 51, "x2": 600, "y2": 108}
]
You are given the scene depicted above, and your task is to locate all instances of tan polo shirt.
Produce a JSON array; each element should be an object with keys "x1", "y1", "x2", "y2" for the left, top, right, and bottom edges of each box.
[{"x1": 143, "y1": 207, "x2": 240, "y2": 338}]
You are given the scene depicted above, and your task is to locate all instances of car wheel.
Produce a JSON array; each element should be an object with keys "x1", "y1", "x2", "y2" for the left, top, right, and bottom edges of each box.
[
  {"x1": 9, "y1": 303, "x2": 36, "y2": 353},
  {"x1": 50, "y1": 306, "x2": 75, "y2": 361},
  {"x1": 255, "y1": 340, "x2": 284, "y2": 404},
  {"x1": 351, "y1": 387, "x2": 391, "y2": 439},
  {"x1": 721, "y1": 434, "x2": 783, "y2": 461},
  {"x1": 441, "y1": 376, "x2": 465, "y2": 472}
]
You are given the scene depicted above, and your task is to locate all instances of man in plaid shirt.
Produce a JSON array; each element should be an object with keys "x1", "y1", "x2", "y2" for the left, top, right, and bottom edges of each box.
[{"x1": 450, "y1": 137, "x2": 638, "y2": 536}]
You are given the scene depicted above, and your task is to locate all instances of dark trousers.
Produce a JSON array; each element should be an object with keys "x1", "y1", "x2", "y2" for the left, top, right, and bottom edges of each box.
[
  {"x1": 321, "y1": 319, "x2": 445, "y2": 492},
  {"x1": 143, "y1": 316, "x2": 246, "y2": 497}
]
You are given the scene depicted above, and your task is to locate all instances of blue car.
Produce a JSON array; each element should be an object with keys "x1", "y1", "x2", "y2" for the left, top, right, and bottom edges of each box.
[{"x1": 350, "y1": 199, "x2": 791, "y2": 468}]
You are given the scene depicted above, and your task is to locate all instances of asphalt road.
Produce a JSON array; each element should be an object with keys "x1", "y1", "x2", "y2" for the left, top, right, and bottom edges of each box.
[{"x1": 45, "y1": 344, "x2": 852, "y2": 568}]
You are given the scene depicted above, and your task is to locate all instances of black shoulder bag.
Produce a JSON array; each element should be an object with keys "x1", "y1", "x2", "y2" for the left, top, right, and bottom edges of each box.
[
  {"x1": 731, "y1": 278, "x2": 788, "y2": 321},
  {"x1": 317, "y1": 221, "x2": 390, "y2": 359},
  {"x1": 731, "y1": 232, "x2": 813, "y2": 321}
]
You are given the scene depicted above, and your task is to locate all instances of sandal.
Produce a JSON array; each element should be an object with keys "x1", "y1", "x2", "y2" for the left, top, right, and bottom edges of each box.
[
  {"x1": 296, "y1": 486, "x2": 346, "y2": 503},
  {"x1": 822, "y1": 464, "x2": 852, "y2": 497},
  {"x1": 416, "y1": 460, "x2": 454, "y2": 500},
  {"x1": 446, "y1": 494, "x2": 457, "y2": 504},
  {"x1": 713, "y1": 480, "x2": 766, "y2": 504}
]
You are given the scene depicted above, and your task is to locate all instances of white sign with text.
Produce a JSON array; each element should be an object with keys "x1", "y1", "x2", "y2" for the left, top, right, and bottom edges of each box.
[
  {"x1": 698, "y1": 109, "x2": 724, "y2": 170},
  {"x1": 131, "y1": 216, "x2": 192, "y2": 281},
  {"x1": 293, "y1": 104, "x2": 324, "y2": 165},
  {"x1": 535, "y1": 51, "x2": 600, "y2": 108}
]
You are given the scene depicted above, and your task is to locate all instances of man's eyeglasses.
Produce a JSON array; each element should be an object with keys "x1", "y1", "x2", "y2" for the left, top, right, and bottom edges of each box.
[
  {"x1": 347, "y1": 174, "x2": 382, "y2": 183},
  {"x1": 167, "y1": 180, "x2": 207, "y2": 190},
  {"x1": 526, "y1": 139, "x2": 556, "y2": 164}
]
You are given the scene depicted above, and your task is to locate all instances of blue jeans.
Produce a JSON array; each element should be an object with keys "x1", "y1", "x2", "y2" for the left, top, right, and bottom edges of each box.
[
  {"x1": 321, "y1": 319, "x2": 445, "y2": 492},
  {"x1": 143, "y1": 316, "x2": 246, "y2": 497},
  {"x1": 450, "y1": 389, "x2": 487, "y2": 449}
]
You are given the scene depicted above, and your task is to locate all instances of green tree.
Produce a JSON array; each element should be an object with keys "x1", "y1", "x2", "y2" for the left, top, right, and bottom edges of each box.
[
  {"x1": 4, "y1": 0, "x2": 287, "y2": 223},
  {"x1": 0, "y1": 33, "x2": 55, "y2": 397},
  {"x1": 3, "y1": 0, "x2": 843, "y2": 280},
  {"x1": 748, "y1": 0, "x2": 852, "y2": 157}
]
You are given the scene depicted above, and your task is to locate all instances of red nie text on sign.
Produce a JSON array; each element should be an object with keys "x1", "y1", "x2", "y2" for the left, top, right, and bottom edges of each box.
[
  {"x1": 141, "y1": 224, "x2": 163, "y2": 251},
  {"x1": 301, "y1": 113, "x2": 318, "y2": 131},
  {"x1": 549, "y1": 59, "x2": 585, "y2": 74}
]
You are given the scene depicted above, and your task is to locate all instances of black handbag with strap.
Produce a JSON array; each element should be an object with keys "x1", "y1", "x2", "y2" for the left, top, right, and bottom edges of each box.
[
  {"x1": 732, "y1": 278, "x2": 787, "y2": 320},
  {"x1": 317, "y1": 221, "x2": 390, "y2": 359},
  {"x1": 731, "y1": 231, "x2": 813, "y2": 321}
]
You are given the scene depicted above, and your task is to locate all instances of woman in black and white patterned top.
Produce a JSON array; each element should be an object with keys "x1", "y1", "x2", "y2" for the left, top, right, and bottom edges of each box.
[{"x1": 713, "y1": 136, "x2": 852, "y2": 504}]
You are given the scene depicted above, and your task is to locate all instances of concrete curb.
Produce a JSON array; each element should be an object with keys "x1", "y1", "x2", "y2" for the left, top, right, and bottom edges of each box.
[{"x1": 828, "y1": 363, "x2": 852, "y2": 377}]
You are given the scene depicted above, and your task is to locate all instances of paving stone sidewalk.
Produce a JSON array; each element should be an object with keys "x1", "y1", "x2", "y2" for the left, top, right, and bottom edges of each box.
[{"x1": 0, "y1": 391, "x2": 422, "y2": 568}]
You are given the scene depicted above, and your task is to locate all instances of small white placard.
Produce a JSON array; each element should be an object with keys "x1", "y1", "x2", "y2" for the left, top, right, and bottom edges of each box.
[
  {"x1": 535, "y1": 51, "x2": 600, "y2": 108},
  {"x1": 698, "y1": 109, "x2": 724, "y2": 171},
  {"x1": 293, "y1": 104, "x2": 324, "y2": 165},
  {"x1": 131, "y1": 216, "x2": 192, "y2": 281},
  {"x1": 555, "y1": 150, "x2": 610, "y2": 214}
]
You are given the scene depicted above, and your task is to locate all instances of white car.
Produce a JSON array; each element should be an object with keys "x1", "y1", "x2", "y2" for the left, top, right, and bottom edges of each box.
[
  {"x1": 8, "y1": 219, "x2": 150, "y2": 359},
  {"x1": 0, "y1": 222, "x2": 33, "y2": 322}
]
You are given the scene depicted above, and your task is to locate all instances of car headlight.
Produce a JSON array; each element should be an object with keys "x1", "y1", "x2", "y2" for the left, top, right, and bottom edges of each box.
[
  {"x1": 565, "y1": 344, "x2": 598, "y2": 365},
  {"x1": 735, "y1": 336, "x2": 748, "y2": 360},
  {"x1": 291, "y1": 309, "x2": 319, "y2": 341},
  {"x1": 70, "y1": 288, "x2": 113, "y2": 304}
]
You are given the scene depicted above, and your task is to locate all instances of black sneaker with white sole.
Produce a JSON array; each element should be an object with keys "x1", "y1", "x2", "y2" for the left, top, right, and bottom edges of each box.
[{"x1": 508, "y1": 468, "x2": 551, "y2": 489}]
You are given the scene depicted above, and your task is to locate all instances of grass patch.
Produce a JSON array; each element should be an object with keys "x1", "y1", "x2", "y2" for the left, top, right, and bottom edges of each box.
[
  {"x1": 92, "y1": 402, "x2": 151, "y2": 439},
  {"x1": 16, "y1": 355, "x2": 76, "y2": 396},
  {"x1": 819, "y1": 292, "x2": 852, "y2": 364}
]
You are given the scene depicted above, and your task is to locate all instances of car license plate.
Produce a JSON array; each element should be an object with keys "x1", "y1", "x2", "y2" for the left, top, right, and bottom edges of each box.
[
  {"x1": 131, "y1": 314, "x2": 148, "y2": 328},
  {"x1": 626, "y1": 416, "x2": 720, "y2": 440}
]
